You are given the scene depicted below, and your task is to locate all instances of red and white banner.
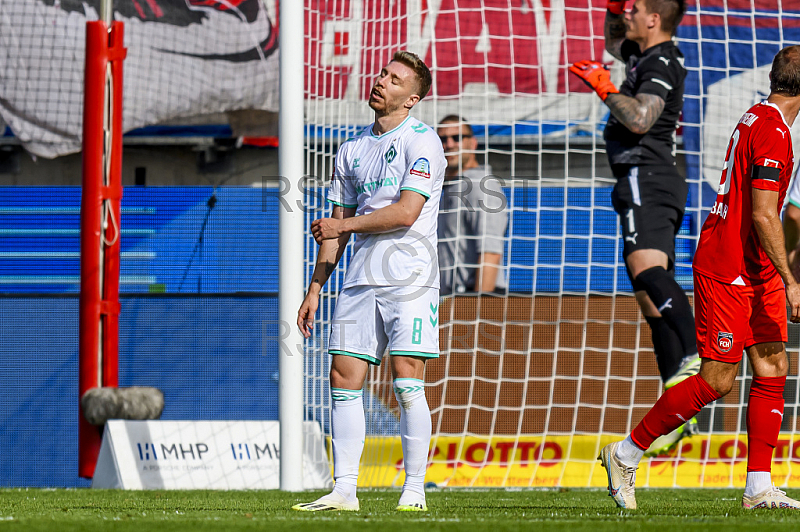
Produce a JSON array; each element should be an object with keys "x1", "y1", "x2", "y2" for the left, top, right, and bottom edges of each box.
[
  {"x1": 304, "y1": 0, "x2": 609, "y2": 138},
  {"x1": 307, "y1": 0, "x2": 606, "y2": 100},
  {"x1": 1, "y1": 0, "x2": 617, "y2": 157}
]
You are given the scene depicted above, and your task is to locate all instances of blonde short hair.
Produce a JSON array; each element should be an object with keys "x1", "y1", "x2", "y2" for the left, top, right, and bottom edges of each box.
[{"x1": 391, "y1": 51, "x2": 432, "y2": 100}]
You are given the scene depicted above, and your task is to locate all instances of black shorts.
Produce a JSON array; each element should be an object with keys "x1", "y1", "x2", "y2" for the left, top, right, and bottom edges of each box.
[{"x1": 610, "y1": 165, "x2": 687, "y2": 270}]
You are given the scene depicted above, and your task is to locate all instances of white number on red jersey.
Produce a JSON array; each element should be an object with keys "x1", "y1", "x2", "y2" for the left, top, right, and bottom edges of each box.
[{"x1": 717, "y1": 128, "x2": 740, "y2": 196}]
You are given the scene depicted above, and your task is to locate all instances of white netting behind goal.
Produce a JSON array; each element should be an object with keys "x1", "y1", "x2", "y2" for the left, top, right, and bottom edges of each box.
[{"x1": 303, "y1": 0, "x2": 800, "y2": 488}]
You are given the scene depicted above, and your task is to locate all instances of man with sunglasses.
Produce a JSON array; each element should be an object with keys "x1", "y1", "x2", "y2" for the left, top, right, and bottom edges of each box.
[{"x1": 436, "y1": 115, "x2": 508, "y2": 296}]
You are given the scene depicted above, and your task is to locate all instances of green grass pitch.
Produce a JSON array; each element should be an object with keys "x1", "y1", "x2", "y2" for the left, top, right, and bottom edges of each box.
[{"x1": 1, "y1": 488, "x2": 799, "y2": 531}]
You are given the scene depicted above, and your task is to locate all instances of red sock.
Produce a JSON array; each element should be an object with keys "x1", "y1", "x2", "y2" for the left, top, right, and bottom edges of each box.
[
  {"x1": 747, "y1": 376, "x2": 786, "y2": 472},
  {"x1": 631, "y1": 374, "x2": 721, "y2": 449}
]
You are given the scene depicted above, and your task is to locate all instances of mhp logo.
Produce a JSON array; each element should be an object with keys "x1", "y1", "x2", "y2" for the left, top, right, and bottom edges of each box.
[
  {"x1": 230, "y1": 442, "x2": 280, "y2": 461},
  {"x1": 136, "y1": 442, "x2": 210, "y2": 460}
]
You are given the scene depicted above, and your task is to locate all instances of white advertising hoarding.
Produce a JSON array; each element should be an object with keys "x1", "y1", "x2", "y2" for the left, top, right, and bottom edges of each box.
[{"x1": 92, "y1": 420, "x2": 332, "y2": 490}]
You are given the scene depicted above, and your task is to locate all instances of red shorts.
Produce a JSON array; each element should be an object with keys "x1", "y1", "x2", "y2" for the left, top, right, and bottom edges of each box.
[{"x1": 694, "y1": 272, "x2": 787, "y2": 363}]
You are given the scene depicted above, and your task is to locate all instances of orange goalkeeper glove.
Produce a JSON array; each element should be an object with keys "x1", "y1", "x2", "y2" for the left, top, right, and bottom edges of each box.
[
  {"x1": 607, "y1": 0, "x2": 626, "y2": 15},
  {"x1": 568, "y1": 60, "x2": 619, "y2": 101}
]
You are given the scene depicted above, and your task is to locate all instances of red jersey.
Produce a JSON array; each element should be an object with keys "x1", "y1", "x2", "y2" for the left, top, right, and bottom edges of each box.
[{"x1": 693, "y1": 101, "x2": 794, "y2": 285}]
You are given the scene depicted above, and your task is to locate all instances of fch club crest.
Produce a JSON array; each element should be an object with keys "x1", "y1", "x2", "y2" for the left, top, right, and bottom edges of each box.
[{"x1": 717, "y1": 331, "x2": 733, "y2": 353}]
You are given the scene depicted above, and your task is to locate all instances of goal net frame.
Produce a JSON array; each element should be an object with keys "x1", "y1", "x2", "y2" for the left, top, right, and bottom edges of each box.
[{"x1": 291, "y1": 0, "x2": 800, "y2": 489}]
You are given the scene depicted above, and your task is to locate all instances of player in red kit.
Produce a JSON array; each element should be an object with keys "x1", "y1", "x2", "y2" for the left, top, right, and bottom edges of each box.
[{"x1": 598, "y1": 45, "x2": 800, "y2": 510}]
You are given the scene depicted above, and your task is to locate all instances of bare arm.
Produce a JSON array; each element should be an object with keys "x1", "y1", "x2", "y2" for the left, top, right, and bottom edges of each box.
[
  {"x1": 473, "y1": 252, "x2": 502, "y2": 292},
  {"x1": 341, "y1": 189, "x2": 426, "y2": 233},
  {"x1": 309, "y1": 206, "x2": 354, "y2": 289},
  {"x1": 311, "y1": 189, "x2": 427, "y2": 243},
  {"x1": 754, "y1": 188, "x2": 794, "y2": 283},
  {"x1": 604, "y1": 92, "x2": 666, "y2": 135},
  {"x1": 298, "y1": 204, "x2": 354, "y2": 337},
  {"x1": 604, "y1": 11, "x2": 626, "y2": 62},
  {"x1": 752, "y1": 187, "x2": 800, "y2": 322}
]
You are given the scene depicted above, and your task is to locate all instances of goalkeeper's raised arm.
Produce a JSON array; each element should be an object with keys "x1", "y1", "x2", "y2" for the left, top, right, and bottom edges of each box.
[{"x1": 572, "y1": 0, "x2": 685, "y2": 135}]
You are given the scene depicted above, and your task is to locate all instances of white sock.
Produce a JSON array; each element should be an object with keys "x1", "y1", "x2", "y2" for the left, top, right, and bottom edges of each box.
[
  {"x1": 331, "y1": 388, "x2": 365, "y2": 501},
  {"x1": 394, "y1": 378, "x2": 431, "y2": 498},
  {"x1": 615, "y1": 435, "x2": 645, "y2": 468},
  {"x1": 744, "y1": 471, "x2": 772, "y2": 497}
]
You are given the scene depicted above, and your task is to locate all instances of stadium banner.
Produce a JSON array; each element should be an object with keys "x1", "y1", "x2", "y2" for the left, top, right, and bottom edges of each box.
[
  {"x1": 92, "y1": 420, "x2": 332, "y2": 490},
  {"x1": 306, "y1": 1, "x2": 800, "y2": 162},
  {"x1": 306, "y1": 0, "x2": 607, "y2": 140},
  {"x1": 358, "y1": 435, "x2": 800, "y2": 488},
  {"x1": 0, "y1": 0, "x2": 279, "y2": 158},
  {"x1": 5, "y1": 1, "x2": 800, "y2": 162}
]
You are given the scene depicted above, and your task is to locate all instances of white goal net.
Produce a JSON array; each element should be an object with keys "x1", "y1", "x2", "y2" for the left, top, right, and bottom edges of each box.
[{"x1": 302, "y1": 0, "x2": 800, "y2": 488}]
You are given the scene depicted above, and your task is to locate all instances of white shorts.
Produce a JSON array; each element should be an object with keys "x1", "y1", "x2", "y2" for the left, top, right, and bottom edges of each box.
[{"x1": 328, "y1": 285, "x2": 440, "y2": 365}]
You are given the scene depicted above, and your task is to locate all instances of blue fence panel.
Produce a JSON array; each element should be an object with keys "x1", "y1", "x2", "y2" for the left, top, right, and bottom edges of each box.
[
  {"x1": 0, "y1": 186, "x2": 700, "y2": 295},
  {"x1": 0, "y1": 295, "x2": 280, "y2": 488},
  {"x1": 0, "y1": 187, "x2": 278, "y2": 294}
]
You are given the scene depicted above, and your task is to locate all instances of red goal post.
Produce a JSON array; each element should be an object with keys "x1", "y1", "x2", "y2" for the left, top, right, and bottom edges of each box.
[{"x1": 78, "y1": 13, "x2": 126, "y2": 479}]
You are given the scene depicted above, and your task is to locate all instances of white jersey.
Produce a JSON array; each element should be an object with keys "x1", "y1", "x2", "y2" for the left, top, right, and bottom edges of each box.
[
  {"x1": 328, "y1": 116, "x2": 446, "y2": 289},
  {"x1": 788, "y1": 163, "x2": 800, "y2": 208}
]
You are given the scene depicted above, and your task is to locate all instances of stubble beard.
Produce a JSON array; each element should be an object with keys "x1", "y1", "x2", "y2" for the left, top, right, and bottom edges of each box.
[{"x1": 369, "y1": 96, "x2": 402, "y2": 118}]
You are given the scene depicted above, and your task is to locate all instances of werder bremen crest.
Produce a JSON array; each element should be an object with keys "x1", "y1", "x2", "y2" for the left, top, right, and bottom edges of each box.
[{"x1": 384, "y1": 145, "x2": 397, "y2": 164}]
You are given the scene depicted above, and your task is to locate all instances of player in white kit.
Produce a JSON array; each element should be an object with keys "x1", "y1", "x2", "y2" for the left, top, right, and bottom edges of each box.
[
  {"x1": 293, "y1": 51, "x2": 445, "y2": 512},
  {"x1": 784, "y1": 165, "x2": 800, "y2": 280}
]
